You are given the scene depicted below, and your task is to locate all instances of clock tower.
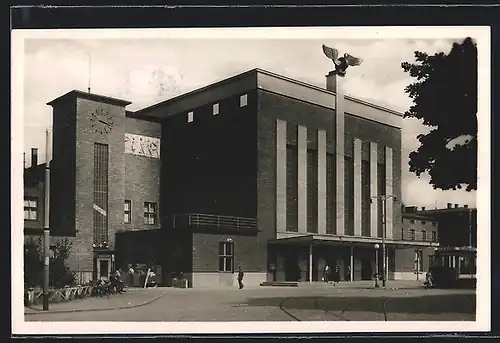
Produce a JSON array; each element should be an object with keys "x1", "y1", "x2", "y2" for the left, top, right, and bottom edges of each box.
[{"x1": 47, "y1": 90, "x2": 132, "y2": 281}]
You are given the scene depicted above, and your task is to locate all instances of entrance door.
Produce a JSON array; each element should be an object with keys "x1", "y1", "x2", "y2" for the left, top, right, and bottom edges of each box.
[
  {"x1": 284, "y1": 250, "x2": 299, "y2": 281},
  {"x1": 97, "y1": 256, "x2": 112, "y2": 280},
  {"x1": 361, "y1": 259, "x2": 373, "y2": 280}
]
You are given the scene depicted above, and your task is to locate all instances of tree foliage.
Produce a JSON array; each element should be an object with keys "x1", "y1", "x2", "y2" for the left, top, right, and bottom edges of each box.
[
  {"x1": 401, "y1": 37, "x2": 477, "y2": 191},
  {"x1": 24, "y1": 237, "x2": 76, "y2": 289}
]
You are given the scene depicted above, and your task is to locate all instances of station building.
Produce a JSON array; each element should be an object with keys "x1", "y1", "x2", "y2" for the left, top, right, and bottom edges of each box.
[{"x1": 24, "y1": 68, "x2": 440, "y2": 287}]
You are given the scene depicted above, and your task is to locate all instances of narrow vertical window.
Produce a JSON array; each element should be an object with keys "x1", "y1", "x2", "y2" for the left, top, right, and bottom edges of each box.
[
  {"x1": 218, "y1": 241, "x2": 234, "y2": 272},
  {"x1": 124, "y1": 200, "x2": 131, "y2": 224},
  {"x1": 432, "y1": 231, "x2": 437, "y2": 242},
  {"x1": 421, "y1": 229, "x2": 427, "y2": 241},
  {"x1": 410, "y1": 229, "x2": 416, "y2": 241},
  {"x1": 240, "y1": 94, "x2": 248, "y2": 107},
  {"x1": 93, "y1": 143, "x2": 109, "y2": 245},
  {"x1": 144, "y1": 202, "x2": 157, "y2": 225},
  {"x1": 24, "y1": 197, "x2": 38, "y2": 220},
  {"x1": 213, "y1": 103, "x2": 219, "y2": 115},
  {"x1": 188, "y1": 111, "x2": 194, "y2": 123}
]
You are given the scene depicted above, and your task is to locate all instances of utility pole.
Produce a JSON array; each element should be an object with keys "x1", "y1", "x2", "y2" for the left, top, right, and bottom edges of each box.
[{"x1": 43, "y1": 129, "x2": 51, "y2": 311}]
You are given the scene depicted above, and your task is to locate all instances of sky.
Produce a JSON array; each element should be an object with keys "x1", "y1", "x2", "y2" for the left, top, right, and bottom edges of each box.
[{"x1": 22, "y1": 36, "x2": 477, "y2": 209}]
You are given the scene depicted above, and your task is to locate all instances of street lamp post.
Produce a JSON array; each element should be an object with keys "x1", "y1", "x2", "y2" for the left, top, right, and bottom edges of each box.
[
  {"x1": 381, "y1": 197, "x2": 387, "y2": 288},
  {"x1": 374, "y1": 243, "x2": 380, "y2": 288},
  {"x1": 372, "y1": 194, "x2": 397, "y2": 288},
  {"x1": 43, "y1": 129, "x2": 51, "y2": 311}
]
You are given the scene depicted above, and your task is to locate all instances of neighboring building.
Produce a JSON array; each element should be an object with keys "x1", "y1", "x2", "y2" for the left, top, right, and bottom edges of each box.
[
  {"x1": 400, "y1": 209, "x2": 439, "y2": 280},
  {"x1": 24, "y1": 68, "x2": 439, "y2": 287},
  {"x1": 412, "y1": 204, "x2": 477, "y2": 248},
  {"x1": 24, "y1": 149, "x2": 45, "y2": 236}
]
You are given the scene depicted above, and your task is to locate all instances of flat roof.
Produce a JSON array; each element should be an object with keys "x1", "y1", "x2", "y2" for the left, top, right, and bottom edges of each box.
[
  {"x1": 131, "y1": 68, "x2": 403, "y2": 128},
  {"x1": 47, "y1": 90, "x2": 132, "y2": 107}
]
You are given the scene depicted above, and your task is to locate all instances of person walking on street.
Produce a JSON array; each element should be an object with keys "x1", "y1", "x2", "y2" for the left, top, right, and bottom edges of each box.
[
  {"x1": 237, "y1": 266, "x2": 244, "y2": 289},
  {"x1": 332, "y1": 265, "x2": 341, "y2": 286},
  {"x1": 324, "y1": 264, "x2": 330, "y2": 283}
]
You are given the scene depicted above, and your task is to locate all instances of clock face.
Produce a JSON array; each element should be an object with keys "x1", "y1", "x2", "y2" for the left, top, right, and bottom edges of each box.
[{"x1": 90, "y1": 108, "x2": 113, "y2": 135}]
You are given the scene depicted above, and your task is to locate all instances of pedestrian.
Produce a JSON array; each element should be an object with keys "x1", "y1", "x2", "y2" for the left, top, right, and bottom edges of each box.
[
  {"x1": 237, "y1": 266, "x2": 244, "y2": 289},
  {"x1": 324, "y1": 264, "x2": 330, "y2": 283},
  {"x1": 346, "y1": 265, "x2": 351, "y2": 282},
  {"x1": 332, "y1": 265, "x2": 340, "y2": 285},
  {"x1": 128, "y1": 265, "x2": 135, "y2": 287}
]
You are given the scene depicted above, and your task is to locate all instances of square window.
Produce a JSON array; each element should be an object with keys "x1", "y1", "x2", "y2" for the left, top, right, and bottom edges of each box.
[
  {"x1": 213, "y1": 103, "x2": 219, "y2": 115},
  {"x1": 240, "y1": 94, "x2": 248, "y2": 107},
  {"x1": 188, "y1": 111, "x2": 194, "y2": 123}
]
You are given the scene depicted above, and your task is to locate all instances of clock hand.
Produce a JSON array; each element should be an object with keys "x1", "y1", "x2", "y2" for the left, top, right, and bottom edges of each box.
[{"x1": 99, "y1": 120, "x2": 112, "y2": 127}]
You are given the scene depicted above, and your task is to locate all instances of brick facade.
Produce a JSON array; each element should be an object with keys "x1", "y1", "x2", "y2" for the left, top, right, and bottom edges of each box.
[{"x1": 25, "y1": 69, "x2": 442, "y2": 287}]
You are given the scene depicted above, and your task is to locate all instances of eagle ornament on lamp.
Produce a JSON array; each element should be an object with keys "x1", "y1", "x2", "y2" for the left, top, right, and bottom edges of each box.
[{"x1": 322, "y1": 44, "x2": 363, "y2": 77}]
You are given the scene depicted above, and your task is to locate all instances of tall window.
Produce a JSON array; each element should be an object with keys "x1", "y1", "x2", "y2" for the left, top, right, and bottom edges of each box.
[
  {"x1": 415, "y1": 250, "x2": 424, "y2": 272},
  {"x1": 93, "y1": 143, "x2": 109, "y2": 244},
  {"x1": 421, "y1": 229, "x2": 427, "y2": 241},
  {"x1": 24, "y1": 197, "x2": 38, "y2": 220},
  {"x1": 218, "y1": 241, "x2": 234, "y2": 272},
  {"x1": 326, "y1": 153, "x2": 335, "y2": 234},
  {"x1": 344, "y1": 156, "x2": 355, "y2": 235},
  {"x1": 431, "y1": 231, "x2": 437, "y2": 242},
  {"x1": 144, "y1": 202, "x2": 157, "y2": 225},
  {"x1": 307, "y1": 149, "x2": 318, "y2": 233},
  {"x1": 410, "y1": 229, "x2": 416, "y2": 241},
  {"x1": 361, "y1": 159, "x2": 371, "y2": 237},
  {"x1": 124, "y1": 200, "x2": 131, "y2": 224},
  {"x1": 377, "y1": 161, "x2": 386, "y2": 238},
  {"x1": 286, "y1": 144, "x2": 298, "y2": 232}
]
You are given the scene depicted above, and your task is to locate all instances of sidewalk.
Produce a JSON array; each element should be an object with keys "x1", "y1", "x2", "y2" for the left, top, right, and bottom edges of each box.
[{"x1": 24, "y1": 287, "x2": 169, "y2": 315}]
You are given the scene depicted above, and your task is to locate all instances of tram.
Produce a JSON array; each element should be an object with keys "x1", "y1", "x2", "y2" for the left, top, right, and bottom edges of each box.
[{"x1": 428, "y1": 246, "x2": 477, "y2": 288}]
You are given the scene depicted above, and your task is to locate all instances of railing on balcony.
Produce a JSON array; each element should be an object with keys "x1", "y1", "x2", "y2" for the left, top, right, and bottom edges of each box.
[
  {"x1": 394, "y1": 230, "x2": 439, "y2": 243},
  {"x1": 170, "y1": 213, "x2": 258, "y2": 233}
]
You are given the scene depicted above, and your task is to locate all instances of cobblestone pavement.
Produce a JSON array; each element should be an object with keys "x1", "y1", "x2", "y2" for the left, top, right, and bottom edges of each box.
[{"x1": 24, "y1": 283, "x2": 476, "y2": 322}]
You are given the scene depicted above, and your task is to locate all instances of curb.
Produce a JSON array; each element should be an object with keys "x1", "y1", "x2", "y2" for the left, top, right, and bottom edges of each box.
[{"x1": 24, "y1": 290, "x2": 169, "y2": 316}]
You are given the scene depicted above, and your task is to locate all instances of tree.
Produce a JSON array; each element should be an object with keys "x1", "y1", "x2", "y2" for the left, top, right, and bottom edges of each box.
[
  {"x1": 23, "y1": 237, "x2": 75, "y2": 289},
  {"x1": 49, "y1": 238, "x2": 76, "y2": 288},
  {"x1": 401, "y1": 37, "x2": 477, "y2": 191}
]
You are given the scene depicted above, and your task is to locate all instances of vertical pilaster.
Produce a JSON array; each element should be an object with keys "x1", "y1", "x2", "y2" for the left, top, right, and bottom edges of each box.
[
  {"x1": 297, "y1": 125, "x2": 308, "y2": 233},
  {"x1": 317, "y1": 130, "x2": 327, "y2": 235},
  {"x1": 335, "y1": 89, "x2": 345, "y2": 236},
  {"x1": 353, "y1": 138, "x2": 362, "y2": 236},
  {"x1": 385, "y1": 147, "x2": 394, "y2": 239},
  {"x1": 370, "y1": 142, "x2": 378, "y2": 238},
  {"x1": 276, "y1": 119, "x2": 287, "y2": 233}
]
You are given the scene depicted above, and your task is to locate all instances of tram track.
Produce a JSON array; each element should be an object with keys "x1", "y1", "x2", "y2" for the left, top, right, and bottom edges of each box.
[
  {"x1": 278, "y1": 297, "x2": 391, "y2": 322},
  {"x1": 278, "y1": 297, "x2": 351, "y2": 321}
]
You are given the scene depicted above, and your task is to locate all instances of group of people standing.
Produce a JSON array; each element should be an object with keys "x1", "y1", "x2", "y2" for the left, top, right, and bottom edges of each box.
[{"x1": 323, "y1": 264, "x2": 343, "y2": 284}]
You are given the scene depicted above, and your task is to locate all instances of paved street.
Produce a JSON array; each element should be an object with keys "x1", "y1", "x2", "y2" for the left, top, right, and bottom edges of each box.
[{"x1": 24, "y1": 282, "x2": 476, "y2": 322}]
